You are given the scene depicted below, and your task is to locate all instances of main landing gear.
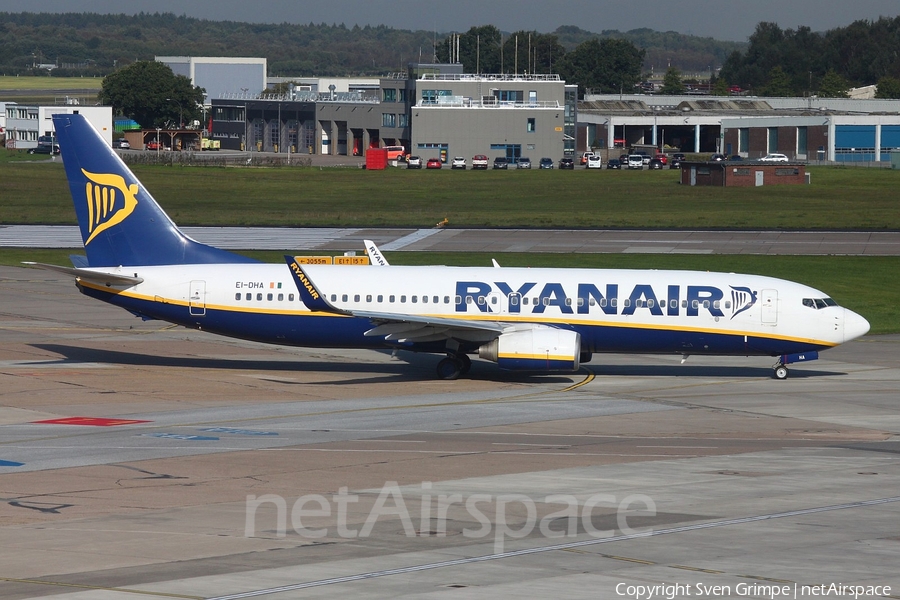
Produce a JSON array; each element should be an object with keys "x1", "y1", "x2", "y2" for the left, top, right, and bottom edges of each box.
[{"x1": 436, "y1": 354, "x2": 472, "y2": 380}]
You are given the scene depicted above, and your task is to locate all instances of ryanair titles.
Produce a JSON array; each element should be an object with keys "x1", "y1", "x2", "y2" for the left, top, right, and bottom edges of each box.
[{"x1": 455, "y1": 281, "x2": 757, "y2": 319}]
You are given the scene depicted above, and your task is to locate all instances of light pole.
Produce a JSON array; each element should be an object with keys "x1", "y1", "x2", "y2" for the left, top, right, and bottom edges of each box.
[
  {"x1": 155, "y1": 127, "x2": 161, "y2": 158},
  {"x1": 166, "y1": 98, "x2": 183, "y2": 128}
]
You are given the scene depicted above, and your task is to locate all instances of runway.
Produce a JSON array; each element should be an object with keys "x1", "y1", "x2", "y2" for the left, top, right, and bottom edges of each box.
[
  {"x1": 2, "y1": 225, "x2": 900, "y2": 255},
  {"x1": 1, "y1": 266, "x2": 898, "y2": 599}
]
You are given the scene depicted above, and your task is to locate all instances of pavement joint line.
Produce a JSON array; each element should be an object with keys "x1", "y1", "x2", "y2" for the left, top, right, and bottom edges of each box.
[
  {"x1": 204, "y1": 495, "x2": 900, "y2": 600},
  {"x1": 0, "y1": 577, "x2": 204, "y2": 599}
]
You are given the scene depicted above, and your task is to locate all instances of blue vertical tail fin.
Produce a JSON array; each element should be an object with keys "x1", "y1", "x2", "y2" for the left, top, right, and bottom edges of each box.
[{"x1": 53, "y1": 113, "x2": 256, "y2": 267}]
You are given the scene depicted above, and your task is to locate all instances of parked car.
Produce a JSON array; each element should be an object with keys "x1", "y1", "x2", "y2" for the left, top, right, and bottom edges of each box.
[
  {"x1": 759, "y1": 153, "x2": 790, "y2": 162},
  {"x1": 559, "y1": 157, "x2": 575, "y2": 169},
  {"x1": 493, "y1": 156, "x2": 509, "y2": 169},
  {"x1": 637, "y1": 152, "x2": 651, "y2": 165},
  {"x1": 516, "y1": 157, "x2": 532, "y2": 169},
  {"x1": 649, "y1": 158, "x2": 665, "y2": 169},
  {"x1": 728, "y1": 155, "x2": 743, "y2": 161},
  {"x1": 426, "y1": 158, "x2": 443, "y2": 169},
  {"x1": 580, "y1": 151, "x2": 595, "y2": 165},
  {"x1": 606, "y1": 158, "x2": 622, "y2": 170},
  {"x1": 28, "y1": 143, "x2": 60, "y2": 155},
  {"x1": 669, "y1": 152, "x2": 686, "y2": 169},
  {"x1": 711, "y1": 153, "x2": 727, "y2": 161},
  {"x1": 407, "y1": 155, "x2": 423, "y2": 169},
  {"x1": 539, "y1": 157, "x2": 554, "y2": 169},
  {"x1": 451, "y1": 156, "x2": 467, "y2": 169},
  {"x1": 586, "y1": 155, "x2": 603, "y2": 169},
  {"x1": 653, "y1": 153, "x2": 668, "y2": 165},
  {"x1": 627, "y1": 154, "x2": 644, "y2": 169},
  {"x1": 112, "y1": 139, "x2": 131, "y2": 149},
  {"x1": 619, "y1": 153, "x2": 629, "y2": 164},
  {"x1": 471, "y1": 154, "x2": 489, "y2": 170},
  {"x1": 671, "y1": 152, "x2": 685, "y2": 162},
  {"x1": 146, "y1": 140, "x2": 161, "y2": 151}
]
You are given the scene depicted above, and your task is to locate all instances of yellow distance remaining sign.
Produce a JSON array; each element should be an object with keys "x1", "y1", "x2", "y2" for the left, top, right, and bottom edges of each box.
[
  {"x1": 295, "y1": 256, "x2": 333, "y2": 265},
  {"x1": 334, "y1": 256, "x2": 370, "y2": 265}
]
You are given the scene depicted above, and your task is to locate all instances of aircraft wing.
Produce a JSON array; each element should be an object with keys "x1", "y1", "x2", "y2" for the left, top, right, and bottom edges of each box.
[
  {"x1": 284, "y1": 255, "x2": 504, "y2": 343},
  {"x1": 23, "y1": 262, "x2": 144, "y2": 286}
]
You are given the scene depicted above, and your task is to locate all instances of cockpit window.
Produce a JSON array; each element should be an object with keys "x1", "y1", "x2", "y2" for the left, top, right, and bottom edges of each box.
[{"x1": 803, "y1": 297, "x2": 839, "y2": 309}]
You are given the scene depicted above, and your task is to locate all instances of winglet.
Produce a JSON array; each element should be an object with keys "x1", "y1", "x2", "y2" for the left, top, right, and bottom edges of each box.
[{"x1": 284, "y1": 256, "x2": 348, "y2": 314}]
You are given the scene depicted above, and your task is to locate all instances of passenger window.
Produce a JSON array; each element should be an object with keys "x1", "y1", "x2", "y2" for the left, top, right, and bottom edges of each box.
[
  {"x1": 611, "y1": 298, "x2": 618, "y2": 307},
  {"x1": 389, "y1": 295, "x2": 395, "y2": 302},
  {"x1": 623, "y1": 299, "x2": 631, "y2": 308},
  {"x1": 400, "y1": 295, "x2": 406, "y2": 303},
  {"x1": 466, "y1": 296, "x2": 473, "y2": 304},
  {"x1": 577, "y1": 298, "x2": 584, "y2": 307},
  {"x1": 366, "y1": 295, "x2": 372, "y2": 302},
  {"x1": 278, "y1": 293, "x2": 284, "y2": 301},
  {"x1": 434, "y1": 296, "x2": 440, "y2": 304},
  {"x1": 331, "y1": 294, "x2": 337, "y2": 302},
  {"x1": 455, "y1": 295, "x2": 461, "y2": 304},
  {"x1": 523, "y1": 297, "x2": 529, "y2": 305},
  {"x1": 542, "y1": 297, "x2": 550, "y2": 306},
  {"x1": 412, "y1": 296, "x2": 418, "y2": 303},
  {"x1": 510, "y1": 295, "x2": 519, "y2": 306},
  {"x1": 491, "y1": 296, "x2": 497, "y2": 304},
  {"x1": 246, "y1": 293, "x2": 252, "y2": 301},
  {"x1": 377, "y1": 295, "x2": 383, "y2": 302},
  {"x1": 235, "y1": 293, "x2": 241, "y2": 301},
  {"x1": 354, "y1": 294, "x2": 360, "y2": 302},
  {"x1": 670, "y1": 299, "x2": 677, "y2": 309},
  {"x1": 682, "y1": 300, "x2": 688, "y2": 308},
  {"x1": 648, "y1": 299, "x2": 655, "y2": 308},
  {"x1": 289, "y1": 294, "x2": 295, "y2": 301},
  {"x1": 445, "y1": 296, "x2": 451, "y2": 304},
  {"x1": 724, "y1": 301, "x2": 730, "y2": 309},
  {"x1": 692, "y1": 300, "x2": 699, "y2": 309},
  {"x1": 478, "y1": 296, "x2": 486, "y2": 305},
  {"x1": 267, "y1": 293, "x2": 273, "y2": 301},
  {"x1": 422, "y1": 295, "x2": 428, "y2": 303},
  {"x1": 713, "y1": 300, "x2": 719, "y2": 309},
  {"x1": 257, "y1": 293, "x2": 263, "y2": 301},
  {"x1": 342, "y1": 294, "x2": 348, "y2": 302}
]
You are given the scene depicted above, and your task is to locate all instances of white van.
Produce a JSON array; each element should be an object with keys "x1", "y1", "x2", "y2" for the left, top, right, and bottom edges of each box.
[{"x1": 627, "y1": 155, "x2": 644, "y2": 169}]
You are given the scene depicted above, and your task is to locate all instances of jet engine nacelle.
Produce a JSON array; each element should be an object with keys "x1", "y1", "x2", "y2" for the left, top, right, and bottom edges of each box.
[{"x1": 478, "y1": 326, "x2": 581, "y2": 372}]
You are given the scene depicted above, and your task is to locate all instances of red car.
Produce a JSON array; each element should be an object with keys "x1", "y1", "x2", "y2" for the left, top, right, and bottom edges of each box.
[
  {"x1": 654, "y1": 153, "x2": 668, "y2": 165},
  {"x1": 426, "y1": 158, "x2": 442, "y2": 169}
]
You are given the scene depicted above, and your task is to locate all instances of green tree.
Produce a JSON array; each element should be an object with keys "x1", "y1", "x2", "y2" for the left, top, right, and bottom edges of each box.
[
  {"x1": 99, "y1": 61, "x2": 205, "y2": 128},
  {"x1": 818, "y1": 69, "x2": 850, "y2": 98},
  {"x1": 660, "y1": 66, "x2": 685, "y2": 94},
  {"x1": 436, "y1": 25, "x2": 503, "y2": 73},
  {"x1": 761, "y1": 66, "x2": 793, "y2": 96},
  {"x1": 711, "y1": 77, "x2": 730, "y2": 96},
  {"x1": 557, "y1": 38, "x2": 644, "y2": 94},
  {"x1": 875, "y1": 76, "x2": 900, "y2": 99}
]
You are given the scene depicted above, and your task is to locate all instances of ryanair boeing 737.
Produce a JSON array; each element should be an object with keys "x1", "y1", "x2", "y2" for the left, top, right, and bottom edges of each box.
[{"x1": 28, "y1": 113, "x2": 870, "y2": 380}]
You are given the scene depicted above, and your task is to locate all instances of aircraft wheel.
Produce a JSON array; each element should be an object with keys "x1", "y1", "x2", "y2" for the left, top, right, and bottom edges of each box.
[
  {"x1": 457, "y1": 354, "x2": 472, "y2": 375},
  {"x1": 773, "y1": 365, "x2": 789, "y2": 380},
  {"x1": 436, "y1": 357, "x2": 462, "y2": 380}
]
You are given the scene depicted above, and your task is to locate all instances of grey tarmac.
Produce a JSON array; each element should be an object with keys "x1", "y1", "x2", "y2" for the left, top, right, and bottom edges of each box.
[{"x1": 0, "y1": 266, "x2": 897, "y2": 600}]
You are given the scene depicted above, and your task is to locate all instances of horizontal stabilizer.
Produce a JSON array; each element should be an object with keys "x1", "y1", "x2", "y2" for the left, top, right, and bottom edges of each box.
[{"x1": 23, "y1": 262, "x2": 144, "y2": 286}]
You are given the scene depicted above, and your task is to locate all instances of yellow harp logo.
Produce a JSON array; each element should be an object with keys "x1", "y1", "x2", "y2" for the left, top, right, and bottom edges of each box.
[{"x1": 82, "y1": 169, "x2": 139, "y2": 245}]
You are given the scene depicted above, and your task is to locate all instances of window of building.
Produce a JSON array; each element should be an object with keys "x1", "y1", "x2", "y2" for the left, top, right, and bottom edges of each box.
[
  {"x1": 422, "y1": 89, "x2": 452, "y2": 104},
  {"x1": 398, "y1": 113, "x2": 409, "y2": 128},
  {"x1": 738, "y1": 128, "x2": 749, "y2": 153},
  {"x1": 383, "y1": 88, "x2": 397, "y2": 102},
  {"x1": 768, "y1": 127, "x2": 779, "y2": 153},
  {"x1": 527, "y1": 118, "x2": 536, "y2": 133},
  {"x1": 495, "y1": 90, "x2": 524, "y2": 103},
  {"x1": 399, "y1": 88, "x2": 407, "y2": 102},
  {"x1": 382, "y1": 113, "x2": 396, "y2": 128}
]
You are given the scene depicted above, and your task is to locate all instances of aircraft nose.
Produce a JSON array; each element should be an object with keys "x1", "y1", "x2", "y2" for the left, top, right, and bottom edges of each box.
[{"x1": 843, "y1": 308, "x2": 870, "y2": 343}]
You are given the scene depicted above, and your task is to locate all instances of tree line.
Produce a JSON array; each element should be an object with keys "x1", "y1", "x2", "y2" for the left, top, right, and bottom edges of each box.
[
  {"x1": 719, "y1": 18, "x2": 900, "y2": 98},
  {"x1": 0, "y1": 12, "x2": 737, "y2": 81}
]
